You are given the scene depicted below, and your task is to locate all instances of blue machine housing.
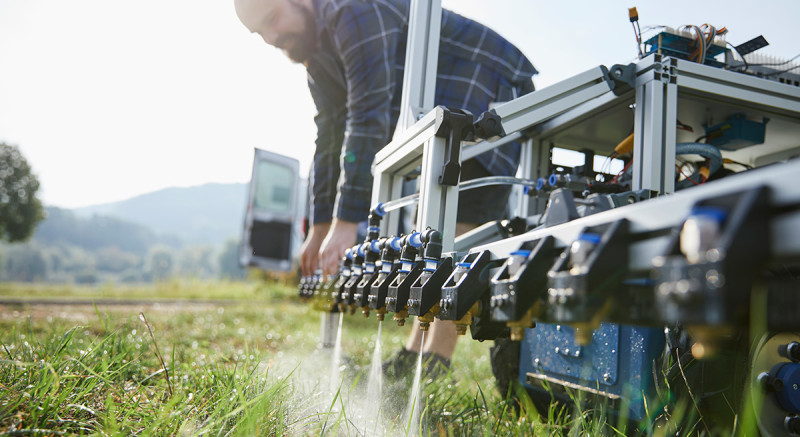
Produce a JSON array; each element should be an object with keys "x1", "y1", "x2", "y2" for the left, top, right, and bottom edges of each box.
[
  {"x1": 705, "y1": 113, "x2": 768, "y2": 150},
  {"x1": 644, "y1": 31, "x2": 725, "y2": 67},
  {"x1": 519, "y1": 322, "x2": 666, "y2": 421}
]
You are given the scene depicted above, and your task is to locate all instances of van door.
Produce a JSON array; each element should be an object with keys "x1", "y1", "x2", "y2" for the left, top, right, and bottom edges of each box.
[{"x1": 240, "y1": 148, "x2": 304, "y2": 272}]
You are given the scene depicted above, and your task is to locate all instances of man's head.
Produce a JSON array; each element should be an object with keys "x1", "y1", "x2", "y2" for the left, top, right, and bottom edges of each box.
[{"x1": 234, "y1": 0, "x2": 318, "y2": 64}]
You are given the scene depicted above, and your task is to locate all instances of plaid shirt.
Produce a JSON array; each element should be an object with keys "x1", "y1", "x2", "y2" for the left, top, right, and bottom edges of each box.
[{"x1": 306, "y1": 0, "x2": 537, "y2": 224}]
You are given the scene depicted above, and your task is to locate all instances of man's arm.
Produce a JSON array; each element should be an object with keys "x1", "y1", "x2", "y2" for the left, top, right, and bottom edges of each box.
[
  {"x1": 318, "y1": 218, "x2": 359, "y2": 275},
  {"x1": 300, "y1": 73, "x2": 344, "y2": 276},
  {"x1": 299, "y1": 222, "x2": 330, "y2": 277},
  {"x1": 326, "y1": 1, "x2": 403, "y2": 223},
  {"x1": 314, "y1": 3, "x2": 404, "y2": 274}
]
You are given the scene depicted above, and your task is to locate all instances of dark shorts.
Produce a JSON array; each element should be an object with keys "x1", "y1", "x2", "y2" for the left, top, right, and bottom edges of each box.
[{"x1": 457, "y1": 158, "x2": 512, "y2": 225}]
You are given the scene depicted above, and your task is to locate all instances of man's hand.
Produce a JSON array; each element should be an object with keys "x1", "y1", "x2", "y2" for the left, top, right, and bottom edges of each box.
[
  {"x1": 318, "y1": 219, "x2": 359, "y2": 276},
  {"x1": 299, "y1": 222, "x2": 331, "y2": 277}
]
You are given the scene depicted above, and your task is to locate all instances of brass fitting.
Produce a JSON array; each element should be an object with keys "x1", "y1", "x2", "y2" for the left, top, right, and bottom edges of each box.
[
  {"x1": 509, "y1": 326, "x2": 525, "y2": 341},
  {"x1": 361, "y1": 307, "x2": 370, "y2": 318},
  {"x1": 417, "y1": 303, "x2": 440, "y2": 331},
  {"x1": 394, "y1": 308, "x2": 408, "y2": 326},
  {"x1": 506, "y1": 308, "x2": 536, "y2": 341},
  {"x1": 418, "y1": 312, "x2": 436, "y2": 331},
  {"x1": 376, "y1": 308, "x2": 386, "y2": 322},
  {"x1": 454, "y1": 302, "x2": 479, "y2": 336}
]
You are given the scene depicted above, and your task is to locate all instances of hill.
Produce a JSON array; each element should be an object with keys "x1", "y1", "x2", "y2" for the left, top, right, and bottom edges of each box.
[
  {"x1": 74, "y1": 183, "x2": 248, "y2": 247},
  {"x1": 35, "y1": 207, "x2": 179, "y2": 256}
]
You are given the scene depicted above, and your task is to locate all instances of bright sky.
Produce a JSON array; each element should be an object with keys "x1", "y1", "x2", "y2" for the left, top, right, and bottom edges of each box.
[{"x1": 1, "y1": 0, "x2": 797, "y2": 208}]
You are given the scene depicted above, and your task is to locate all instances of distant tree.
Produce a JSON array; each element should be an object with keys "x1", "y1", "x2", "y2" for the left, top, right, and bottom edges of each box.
[
  {"x1": 5, "y1": 243, "x2": 48, "y2": 281},
  {"x1": 218, "y1": 239, "x2": 246, "y2": 280},
  {"x1": 178, "y1": 245, "x2": 216, "y2": 278},
  {"x1": 0, "y1": 143, "x2": 44, "y2": 242},
  {"x1": 146, "y1": 245, "x2": 175, "y2": 281},
  {"x1": 119, "y1": 268, "x2": 143, "y2": 283},
  {"x1": 48, "y1": 244, "x2": 96, "y2": 276},
  {"x1": 73, "y1": 268, "x2": 99, "y2": 284},
  {"x1": 96, "y1": 246, "x2": 141, "y2": 273},
  {"x1": 0, "y1": 244, "x2": 8, "y2": 281}
]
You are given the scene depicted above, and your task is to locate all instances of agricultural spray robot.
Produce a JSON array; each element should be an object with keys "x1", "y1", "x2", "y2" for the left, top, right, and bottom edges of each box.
[{"x1": 242, "y1": 13, "x2": 800, "y2": 436}]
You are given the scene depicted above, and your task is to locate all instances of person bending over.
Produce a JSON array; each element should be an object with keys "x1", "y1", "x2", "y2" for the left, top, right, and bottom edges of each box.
[{"x1": 234, "y1": 0, "x2": 536, "y2": 375}]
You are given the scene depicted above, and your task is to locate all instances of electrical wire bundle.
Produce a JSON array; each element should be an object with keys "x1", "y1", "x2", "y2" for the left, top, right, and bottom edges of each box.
[
  {"x1": 682, "y1": 24, "x2": 727, "y2": 65},
  {"x1": 628, "y1": 7, "x2": 644, "y2": 59}
]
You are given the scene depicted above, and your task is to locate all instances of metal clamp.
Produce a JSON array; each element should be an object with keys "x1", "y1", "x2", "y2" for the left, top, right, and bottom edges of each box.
[{"x1": 434, "y1": 106, "x2": 474, "y2": 186}]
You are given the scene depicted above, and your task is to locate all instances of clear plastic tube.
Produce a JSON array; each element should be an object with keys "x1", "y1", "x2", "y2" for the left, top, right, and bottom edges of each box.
[{"x1": 376, "y1": 176, "x2": 540, "y2": 213}]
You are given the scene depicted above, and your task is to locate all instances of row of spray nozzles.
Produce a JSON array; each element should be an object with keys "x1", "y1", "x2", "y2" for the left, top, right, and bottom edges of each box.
[
  {"x1": 298, "y1": 229, "x2": 450, "y2": 325},
  {"x1": 298, "y1": 231, "x2": 427, "y2": 320},
  {"x1": 297, "y1": 206, "x2": 733, "y2": 342}
]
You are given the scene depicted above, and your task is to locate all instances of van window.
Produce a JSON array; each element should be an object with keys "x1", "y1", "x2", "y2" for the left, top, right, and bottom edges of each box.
[{"x1": 253, "y1": 161, "x2": 293, "y2": 213}]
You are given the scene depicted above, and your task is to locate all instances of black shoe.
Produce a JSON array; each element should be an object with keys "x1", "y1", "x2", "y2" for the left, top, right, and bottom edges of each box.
[
  {"x1": 382, "y1": 348, "x2": 418, "y2": 380},
  {"x1": 383, "y1": 349, "x2": 452, "y2": 382},
  {"x1": 421, "y1": 352, "x2": 451, "y2": 381}
]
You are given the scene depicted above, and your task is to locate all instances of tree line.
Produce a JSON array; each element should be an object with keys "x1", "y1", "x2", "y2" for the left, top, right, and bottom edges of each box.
[
  {"x1": 0, "y1": 207, "x2": 248, "y2": 283},
  {"x1": 0, "y1": 142, "x2": 247, "y2": 283}
]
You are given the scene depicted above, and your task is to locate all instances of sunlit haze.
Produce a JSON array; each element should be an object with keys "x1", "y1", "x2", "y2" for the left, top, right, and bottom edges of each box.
[{"x1": 1, "y1": 0, "x2": 796, "y2": 208}]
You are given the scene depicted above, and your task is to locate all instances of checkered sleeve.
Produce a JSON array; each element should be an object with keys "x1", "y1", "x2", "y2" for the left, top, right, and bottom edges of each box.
[
  {"x1": 308, "y1": 74, "x2": 345, "y2": 225},
  {"x1": 327, "y1": 2, "x2": 402, "y2": 223}
]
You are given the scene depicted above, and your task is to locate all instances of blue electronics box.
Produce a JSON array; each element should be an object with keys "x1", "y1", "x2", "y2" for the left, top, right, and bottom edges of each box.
[{"x1": 520, "y1": 322, "x2": 666, "y2": 421}]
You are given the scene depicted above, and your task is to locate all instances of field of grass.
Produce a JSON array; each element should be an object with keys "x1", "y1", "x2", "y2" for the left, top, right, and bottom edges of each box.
[{"x1": 0, "y1": 279, "x2": 752, "y2": 435}]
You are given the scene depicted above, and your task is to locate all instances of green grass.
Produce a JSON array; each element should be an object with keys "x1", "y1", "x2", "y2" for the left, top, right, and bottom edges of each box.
[
  {"x1": 0, "y1": 280, "x2": 749, "y2": 435},
  {"x1": 0, "y1": 278, "x2": 272, "y2": 301}
]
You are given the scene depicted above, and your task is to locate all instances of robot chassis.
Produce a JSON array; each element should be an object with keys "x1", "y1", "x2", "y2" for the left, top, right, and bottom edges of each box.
[{"x1": 301, "y1": 55, "x2": 800, "y2": 434}]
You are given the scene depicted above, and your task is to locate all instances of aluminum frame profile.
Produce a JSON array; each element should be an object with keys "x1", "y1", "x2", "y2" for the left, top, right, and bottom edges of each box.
[
  {"x1": 630, "y1": 55, "x2": 800, "y2": 194},
  {"x1": 490, "y1": 66, "x2": 617, "y2": 136},
  {"x1": 371, "y1": 66, "x2": 623, "y2": 250},
  {"x1": 395, "y1": 0, "x2": 442, "y2": 133},
  {"x1": 528, "y1": 56, "x2": 660, "y2": 141},
  {"x1": 632, "y1": 56, "x2": 679, "y2": 193},
  {"x1": 371, "y1": 109, "x2": 440, "y2": 240},
  {"x1": 674, "y1": 57, "x2": 800, "y2": 116}
]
